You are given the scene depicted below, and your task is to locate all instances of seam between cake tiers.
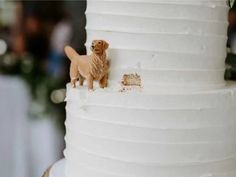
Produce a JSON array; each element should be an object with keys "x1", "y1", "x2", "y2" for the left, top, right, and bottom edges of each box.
[
  {"x1": 63, "y1": 145, "x2": 236, "y2": 166},
  {"x1": 66, "y1": 104, "x2": 230, "y2": 111},
  {"x1": 66, "y1": 84, "x2": 236, "y2": 95},
  {"x1": 72, "y1": 81, "x2": 227, "y2": 91},
  {"x1": 65, "y1": 104, "x2": 236, "y2": 112},
  {"x1": 66, "y1": 105, "x2": 232, "y2": 111},
  {"x1": 65, "y1": 96, "x2": 235, "y2": 109}
]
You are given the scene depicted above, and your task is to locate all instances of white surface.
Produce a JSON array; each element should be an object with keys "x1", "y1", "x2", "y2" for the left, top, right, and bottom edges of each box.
[
  {"x1": 64, "y1": 84, "x2": 236, "y2": 177},
  {"x1": 0, "y1": 76, "x2": 30, "y2": 177},
  {"x1": 50, "y1": 159, "x2": 65, "y2": 177},
  {"x1": 85, "y1": 0, "x2": 228, "y2": 91},
  {"x1": 29, "y1": 118, "x2": 64, "y2": 177},
  {"x1": 0, "y1": 76, "x2": 63, "y2": 177}
]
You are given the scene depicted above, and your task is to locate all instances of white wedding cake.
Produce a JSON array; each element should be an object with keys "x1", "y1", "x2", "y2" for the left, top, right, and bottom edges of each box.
[{"x1": 64, "y1": 0, "x2": 236, "y2": 177}]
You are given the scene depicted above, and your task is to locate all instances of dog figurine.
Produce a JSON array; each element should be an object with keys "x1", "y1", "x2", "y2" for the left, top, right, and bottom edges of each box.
[{"x1": 64, "y1": 40, "x2": 109, "y2": 90}]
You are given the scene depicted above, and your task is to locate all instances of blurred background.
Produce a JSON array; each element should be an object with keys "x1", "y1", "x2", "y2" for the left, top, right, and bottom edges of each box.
[
  {"x1": 0, "y1": 1, "x2": 236, "y2": 177},
  {"x1": 0, "y1": 1, "x2": 86, "y2": 177}
]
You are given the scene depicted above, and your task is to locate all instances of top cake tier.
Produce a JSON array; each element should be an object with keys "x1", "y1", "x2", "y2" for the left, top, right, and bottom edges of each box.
[{"x1": 85, "y1": 0, "x2": 229, "y2": 91}]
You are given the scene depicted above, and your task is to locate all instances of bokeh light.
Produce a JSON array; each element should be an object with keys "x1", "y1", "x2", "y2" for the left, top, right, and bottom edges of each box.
[{"x1": 0, "y1": 39, "x2": 7, "y2": 55}]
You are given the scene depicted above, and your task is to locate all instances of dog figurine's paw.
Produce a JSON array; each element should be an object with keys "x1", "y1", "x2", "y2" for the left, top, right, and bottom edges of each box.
[
  {"x1": 71, "y1": 79, "x2": 77, "y2": 88},
  {"x1": 88, "y1": 88, "x2": 94, "y2": 92}
]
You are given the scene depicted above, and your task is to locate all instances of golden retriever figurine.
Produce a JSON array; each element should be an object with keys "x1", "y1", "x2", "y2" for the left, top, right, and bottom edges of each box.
[{"x1": 64, "y1": 40, "x2": 109, "y2": 90}]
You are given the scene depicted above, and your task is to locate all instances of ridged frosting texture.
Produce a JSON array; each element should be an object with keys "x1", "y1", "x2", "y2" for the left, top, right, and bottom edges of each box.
[
  {"x1": 64, "y1": 1, "x2": 236, "y2": 177},
  {"x1": 64, "y1": 84, "x2": 236, "y2": 177},
  {"x1": 85, "y1": 0, "x2": 228, "y2": 91}
]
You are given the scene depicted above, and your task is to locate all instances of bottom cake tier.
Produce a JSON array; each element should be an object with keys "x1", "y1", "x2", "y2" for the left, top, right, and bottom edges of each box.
[{"x1": 64, "y1": 83, "x2": 236, "y2": 177}]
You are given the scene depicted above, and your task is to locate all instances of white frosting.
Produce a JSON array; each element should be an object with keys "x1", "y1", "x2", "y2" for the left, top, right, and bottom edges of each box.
[
  {"x1": 85, "y1": 0, "x2": 228, "y2": 90},
  {"x1": 64, "y1": 84, "x2": 236, "y2": 177},
  {"x1": 64, "y1": 1, "x2": 236, "y2": 177}
]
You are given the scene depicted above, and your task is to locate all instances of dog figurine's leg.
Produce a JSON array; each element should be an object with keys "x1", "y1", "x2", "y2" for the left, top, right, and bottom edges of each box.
[
  {"x1": 87, "y1": 75, "x2": 94, "y2": 90},
  {"x1": 78, "y1": 73, "x2": 84, "y2": 86},
  {"x1": 99, "y1": 73, "x2": 108, "y2": 88},
  {"x1": 71, "y1": 78, "x2": 77, "y2": 88}
]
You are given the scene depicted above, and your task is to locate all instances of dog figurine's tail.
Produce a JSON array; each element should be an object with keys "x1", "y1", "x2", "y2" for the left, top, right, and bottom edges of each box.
[
  {"x1": 64, "y1": 46, "x2": 80, "y2": 88},
  {"x1": 64, "y1": 46, "x2": 80, "y2": 62}
]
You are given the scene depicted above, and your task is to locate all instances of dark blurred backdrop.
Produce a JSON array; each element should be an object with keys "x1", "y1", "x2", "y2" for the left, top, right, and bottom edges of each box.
[
  {"x1": 227, "y1": 4, "x2": 236, "y2": 79},
  {"x1": 0, "y1": 1, "x2": 86, "y2": 177}
]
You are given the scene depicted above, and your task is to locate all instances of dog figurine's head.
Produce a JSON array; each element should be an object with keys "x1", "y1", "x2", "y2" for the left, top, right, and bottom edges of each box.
[{"x1": 91, "y1": 40, "x2": 109, "y2": 56}]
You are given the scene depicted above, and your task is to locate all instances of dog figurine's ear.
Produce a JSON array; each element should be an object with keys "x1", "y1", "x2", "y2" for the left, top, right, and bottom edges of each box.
[{"x1": 103, "y1": 41, "x2": 109, "y2": 50}]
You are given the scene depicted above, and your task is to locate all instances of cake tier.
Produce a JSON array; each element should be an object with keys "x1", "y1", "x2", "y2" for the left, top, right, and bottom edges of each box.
[
  {"x1": 85, "y1": 0, "x2": 228, "y2": 91},
  {"x1": 64, "y1": 84, "x2": 236, "y2": 177}
]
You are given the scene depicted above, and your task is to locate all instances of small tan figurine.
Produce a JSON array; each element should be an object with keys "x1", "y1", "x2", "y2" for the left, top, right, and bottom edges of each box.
[{"x1": 64, "y1": 40, "x2": 109, "y2": 90}]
